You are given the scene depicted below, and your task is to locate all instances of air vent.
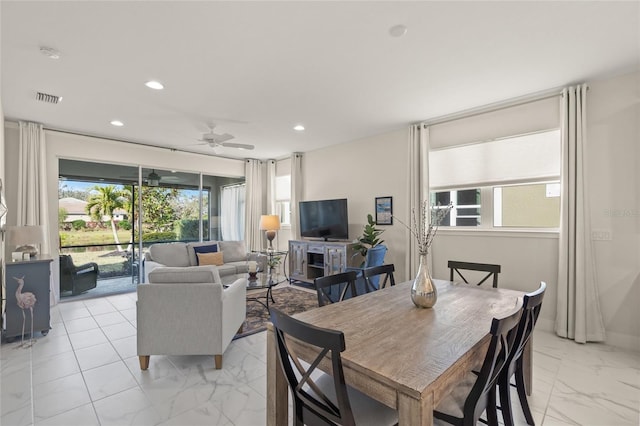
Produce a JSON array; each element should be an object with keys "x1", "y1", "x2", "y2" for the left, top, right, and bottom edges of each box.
[{"x1": 36, "y1": 92, "x2": 62, "y2": 104}]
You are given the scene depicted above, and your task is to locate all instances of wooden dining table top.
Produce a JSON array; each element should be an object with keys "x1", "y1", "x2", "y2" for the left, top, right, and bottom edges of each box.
[{"x1": 290, "y1": 279, "x2": 524, "y2": 402}]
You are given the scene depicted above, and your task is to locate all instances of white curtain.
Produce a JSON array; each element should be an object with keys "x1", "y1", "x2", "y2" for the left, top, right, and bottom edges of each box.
[
  {"x1": 290, "y1": 153, "x2": 304, "y2": 240},
  {"x1": 245, "y1": 159, "x2": 264, "y2": 250},
  {"x1": 266, "y1": 159, "x2": 276, "y2": 214},
  {"x1": 220, "y1": 184, "x2": 245, "y2": 241},
  {"x1": 555, "y1": 85, "x2": 606, "y2": 343},
  {"x1": 407, "y1": 124, "x2": 430, "y2": 279},
  {"x1": 17, "y1": 122, "x2": 54, "y2": 302}
]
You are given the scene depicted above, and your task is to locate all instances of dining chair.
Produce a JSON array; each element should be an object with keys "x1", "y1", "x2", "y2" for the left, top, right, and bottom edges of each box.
[
  {"x1": 362, "y1": 264, "x2": 396, "y2": 292},
  {"x1": 433, "y1": 307, "x2": 522, "y2": 426},
  {"x1": 448, "y1": 260, "x2": 501, "y2": 288},
  {"x1": 314, "y1": 271, "x2": 359, "y2": 307},
  {"x1": 498, "y1": 282, "x2": 546, "y2": 426},
  {"x1": 269, "y1": 307, "x2": 398, "y2": 426}
]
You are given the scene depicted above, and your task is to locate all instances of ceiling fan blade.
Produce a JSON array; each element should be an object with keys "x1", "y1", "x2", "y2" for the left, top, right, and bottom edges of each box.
[
  {"x1": 213, "y1": 133, "x2": 234, "y2": 144},
  {"x1": 221, "y1": 142, "x2": 255, "y2": 150}
]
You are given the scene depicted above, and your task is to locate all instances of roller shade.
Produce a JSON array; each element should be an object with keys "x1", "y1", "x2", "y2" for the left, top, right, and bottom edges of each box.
[
  {"x1": 429, "y1": 129, "x2": 560, "y2": 189},
  {"x1": 429, "y1": 96, "x2": 560, "y2": 149}
]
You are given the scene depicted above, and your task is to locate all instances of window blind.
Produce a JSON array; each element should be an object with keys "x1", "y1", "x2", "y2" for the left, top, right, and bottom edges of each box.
[{"x1": 429, "y1": 129, "x2": 561, "y2": 189}]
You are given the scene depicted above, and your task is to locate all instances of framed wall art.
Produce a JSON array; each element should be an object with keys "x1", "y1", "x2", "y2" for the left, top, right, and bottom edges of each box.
[{"x1": 375, "y1": 196, "x2": 393, "y2": 225}]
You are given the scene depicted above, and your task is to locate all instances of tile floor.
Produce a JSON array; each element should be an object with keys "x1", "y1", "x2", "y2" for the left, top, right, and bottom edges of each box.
[{"x1": 1, "y1": 290, "x2": 639, "y2": 426}]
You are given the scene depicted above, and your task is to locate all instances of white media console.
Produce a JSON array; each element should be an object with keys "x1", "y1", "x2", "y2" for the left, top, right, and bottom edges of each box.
[{"x1": 288, "y1": 239, "x2": 362, "y2": 285}]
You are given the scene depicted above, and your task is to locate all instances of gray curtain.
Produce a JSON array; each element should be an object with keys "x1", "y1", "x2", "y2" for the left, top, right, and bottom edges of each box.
[
  {"x1": 266, "y1": 159, "x2": 276, "y2": 215},
  {"x1": 406, "y1": 124, "x2": 430, "y2": 279},
  {"x1": 18, "y1": 122, "x2": 54, "y2": 302},
  {"x1": 555, "y1": 85, "x2": 606, "y2": 343},
  {"x1": 244, "y1": 159, "x2": 264, "y2": 251},
  {"x1": 290, "y1": 153, "x2": 304, "y2": 240}
]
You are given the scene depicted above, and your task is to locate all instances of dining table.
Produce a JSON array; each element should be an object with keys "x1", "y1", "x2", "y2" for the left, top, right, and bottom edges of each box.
[{"x1": 266, "y1": 278, "x2": 530, "y2": 426}]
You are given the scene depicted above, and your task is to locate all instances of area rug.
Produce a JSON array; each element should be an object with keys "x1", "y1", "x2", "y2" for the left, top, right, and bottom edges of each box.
[{"x1": 234, "y1": 285, "x2": 318, "y2": 339}]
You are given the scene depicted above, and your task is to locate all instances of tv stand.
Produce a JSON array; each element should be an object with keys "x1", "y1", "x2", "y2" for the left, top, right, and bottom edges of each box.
[{"x1": 288, "y1": 240, "x2": 361, "y2": 285}]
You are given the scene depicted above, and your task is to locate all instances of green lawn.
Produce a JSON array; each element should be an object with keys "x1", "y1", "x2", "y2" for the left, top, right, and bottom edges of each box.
[
  {"x1": 60, "y1": 229, "x2": 132, "y2": 247},
  {"x1": 60, "y1": 229, "x2": 136, "y2": 277}
]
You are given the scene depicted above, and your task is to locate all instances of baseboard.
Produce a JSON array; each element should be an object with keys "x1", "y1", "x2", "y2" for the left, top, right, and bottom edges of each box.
[{"x1": 536, "y1": 317, "x2": 640, "y2": 352}]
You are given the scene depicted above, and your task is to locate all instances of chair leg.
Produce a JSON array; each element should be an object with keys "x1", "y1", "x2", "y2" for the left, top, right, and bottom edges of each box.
[
  {"x1": 499, "y1": 373, "x2": 515, "y2": 426},
  {"x1": 486, "y1": 387, "x2": 499, "y2": 426},
  {"x1": 214, "y1": 354, "x2": 223, "y2": 369},
  {"x1": 139, "y1": 355, "x2": 150, "y2": 370},
  {"x1": 515, "y1": 359, "x2": 535, "y2": 425}
]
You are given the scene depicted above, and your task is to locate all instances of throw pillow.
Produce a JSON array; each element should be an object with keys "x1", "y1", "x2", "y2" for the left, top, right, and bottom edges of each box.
[
  {"x1": 193, "y1": 244, "x2": 218, "y2": 265},
  {"x1": 197, "y1": 251, "x2": 224, "y2": 266}
]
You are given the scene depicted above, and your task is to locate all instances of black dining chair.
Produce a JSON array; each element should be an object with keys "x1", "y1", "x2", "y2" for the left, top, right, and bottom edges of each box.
[
  {"x1": 268, "y1": 307, "x2": 398, "y2": 426},
  {"x1": 362, "y1": 264, "x2": 396, "y2": 292},
  {"x1": 448, "y1": 260, "x2": 502, "y2": 288},
  {"x1": 433, "y1": 307, "x2": 523, "y2": 426},
  {"x1": 498, "y1": 282, "x2": 546, "y2": 426},
  {"x1": 314, "y1": 271, "x2": 359, "y2": 307}
]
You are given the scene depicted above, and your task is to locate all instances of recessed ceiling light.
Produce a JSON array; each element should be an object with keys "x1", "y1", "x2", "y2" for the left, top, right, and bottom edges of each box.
[
  {"x1": 293, "y1": 125, "x2": 305, "y2": 131},
  {"x1": 110, "y1": 120, "x2": 124, "y2": 127},
  {"x1": 39, "y1": 46, "x2": 61, "y2": 59},
  {"x1": 145, "y1": 80, "x2": 164, "y2": 90},
  {"x1": 389, "y1": 24, "x2": 408, "y2": 38}
]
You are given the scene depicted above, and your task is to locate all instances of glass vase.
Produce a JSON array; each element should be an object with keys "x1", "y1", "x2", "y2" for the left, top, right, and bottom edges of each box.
[{"x1": 411, "y1": 253, "x2": 437, "y2": 308}]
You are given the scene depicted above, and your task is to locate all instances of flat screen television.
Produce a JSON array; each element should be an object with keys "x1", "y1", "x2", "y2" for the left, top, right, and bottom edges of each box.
[{"x1": 299, "y1": 198, "x2": 349, "y2": 241}]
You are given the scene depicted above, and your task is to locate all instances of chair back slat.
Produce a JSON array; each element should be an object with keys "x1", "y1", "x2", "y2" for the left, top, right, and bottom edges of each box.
[
  {"x1": 363, "y1": 264, "x2": 396, "y2": 291},
  {"x1": 314, "y1": 271, "x2": 359, "y2": 307},
  {"x1": 448, "y1": 260, "x2": 501, "y2": 288},
  {"x1": 506, "y1": 282, "x2": 546, "y2": 372},
  {"x1": 269, "y1": 307, "x2": 356, "y2": 426},
  {"x1": 465, "y1": 307, "x2": 522, "y2": 424}
]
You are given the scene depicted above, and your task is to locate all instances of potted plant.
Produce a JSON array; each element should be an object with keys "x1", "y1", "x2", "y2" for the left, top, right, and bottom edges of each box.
[
  {"x1": 352, "y1": 214, "x2": 385, "y2": 266},
  {"x1": 267, "y1": 255, "x2": 282, "y2": 277}
]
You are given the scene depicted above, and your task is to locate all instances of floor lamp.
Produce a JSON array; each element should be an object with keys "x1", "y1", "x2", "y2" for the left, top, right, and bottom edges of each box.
[{"x1": 259, "y1": 215, "x2": 281, "y2": 251}]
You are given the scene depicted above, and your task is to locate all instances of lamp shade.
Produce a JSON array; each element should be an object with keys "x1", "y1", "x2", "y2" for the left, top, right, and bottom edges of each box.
[
  {"x1": 7, "y1": 225, "x2": 44, "y2": 256},
  {"x1": 259, "y1": 215, "x2": 281, "y2": 231}
]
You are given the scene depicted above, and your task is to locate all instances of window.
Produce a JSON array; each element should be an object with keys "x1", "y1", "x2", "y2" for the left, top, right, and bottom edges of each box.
[
  {"x1": 431, "y1": 189, "x2": 481, "y2": 226},
  {"x1": 275, "y1": 175, "x2": 291, "y2": 226},
  {"x1": 494, "y1": 182, "x2": 560, "y2": 228},
  {"x1": 429, "y1": 130, "x2": 561, "y2": 229}
]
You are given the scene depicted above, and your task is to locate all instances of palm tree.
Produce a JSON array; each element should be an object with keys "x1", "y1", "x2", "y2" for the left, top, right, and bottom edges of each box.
[{"x1": 86, "y1": 185, "x2": 127, "y2": 252}]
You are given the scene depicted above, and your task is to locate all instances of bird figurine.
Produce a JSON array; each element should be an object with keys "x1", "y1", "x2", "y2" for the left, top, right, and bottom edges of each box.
[{"x1": 13, "y1": 276, "x2": 37, "y2": 348}]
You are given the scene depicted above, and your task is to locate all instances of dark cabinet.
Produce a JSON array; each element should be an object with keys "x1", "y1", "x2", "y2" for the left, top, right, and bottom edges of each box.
[{"x1": 3, "y1": 256, "x2": 52, "y2": 340}]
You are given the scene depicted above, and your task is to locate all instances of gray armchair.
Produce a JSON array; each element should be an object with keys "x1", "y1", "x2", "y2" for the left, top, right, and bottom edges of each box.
[{"x1": 137, "y1": 265, "x2": 247, "y2": 370}]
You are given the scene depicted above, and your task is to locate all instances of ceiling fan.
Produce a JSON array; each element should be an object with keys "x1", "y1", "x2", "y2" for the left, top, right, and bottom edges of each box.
[{"x1": 197, "y1": 125, "x2": 255, "y2": 152}]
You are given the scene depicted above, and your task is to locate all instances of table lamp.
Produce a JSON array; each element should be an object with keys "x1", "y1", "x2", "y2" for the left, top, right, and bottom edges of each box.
[
  {"x1": 259, "y1": 215, "x2": 281, "y2": 251},
  {"x1": 8, "y1": 225, "x2": 44, "y2": 257}
]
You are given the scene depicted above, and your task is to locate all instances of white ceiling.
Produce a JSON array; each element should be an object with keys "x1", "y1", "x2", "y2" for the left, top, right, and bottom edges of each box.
[{"x1": 2, "y1": 1, "x2": 639, "y2": 161}]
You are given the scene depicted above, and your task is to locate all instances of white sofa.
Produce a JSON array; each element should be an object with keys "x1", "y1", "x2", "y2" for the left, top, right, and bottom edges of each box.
[
  {"x1": 142, "y1": 240, "x2": 265, "y2": 282},
  {"x1": 137, "y1": 265, "x2": 247, "y2": 370}
]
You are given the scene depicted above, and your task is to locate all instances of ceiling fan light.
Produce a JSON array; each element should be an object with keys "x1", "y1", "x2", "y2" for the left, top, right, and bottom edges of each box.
[
  {"x1": 293, "y1": 124, "x2": 305, "y2": 131},
  {"x1": 147, "y1": 170, "x2": 160, "y2": 187}
]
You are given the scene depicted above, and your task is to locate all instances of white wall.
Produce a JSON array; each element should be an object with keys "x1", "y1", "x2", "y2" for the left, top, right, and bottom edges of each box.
[
  {"x1": 431, "y1": 231, "x2": 559, "y2": 332},
  {"x1": 303, "y1": 128, "x2": 411, "y2": 281},
  {"x1": 587, "y1": 70, "x2": 640, "y2": 350}
]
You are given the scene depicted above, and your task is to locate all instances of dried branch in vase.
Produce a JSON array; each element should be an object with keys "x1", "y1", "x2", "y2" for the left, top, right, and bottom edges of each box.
[{"x1": 394, "y1": 201, "x2": 453, "y2": 256}]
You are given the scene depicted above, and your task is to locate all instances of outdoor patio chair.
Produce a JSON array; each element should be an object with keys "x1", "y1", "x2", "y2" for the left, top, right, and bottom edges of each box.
[{"x1": 59, "y1": 255, "x2": 99, "y2": 295}]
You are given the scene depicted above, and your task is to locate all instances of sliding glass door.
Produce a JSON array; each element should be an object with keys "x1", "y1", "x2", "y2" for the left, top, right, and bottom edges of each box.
[{"x1": 58, "y1": 160, "x2": 244, "y2": 300}]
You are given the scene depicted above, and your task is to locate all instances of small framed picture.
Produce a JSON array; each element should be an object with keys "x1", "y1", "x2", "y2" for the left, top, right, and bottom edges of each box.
[{"x1": 375, "y1": 196, "x2": 393, "y2": 225}]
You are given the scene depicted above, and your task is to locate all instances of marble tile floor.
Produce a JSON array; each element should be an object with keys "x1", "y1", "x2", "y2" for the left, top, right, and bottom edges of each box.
[{"x1": 1, "y1": 290, "x2": 639, "y2": 426}]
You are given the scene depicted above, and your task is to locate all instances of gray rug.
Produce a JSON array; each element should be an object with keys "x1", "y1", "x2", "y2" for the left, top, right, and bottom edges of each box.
[{"x1": 235, "y1": 285, "x2": 318, "y2": 339}]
